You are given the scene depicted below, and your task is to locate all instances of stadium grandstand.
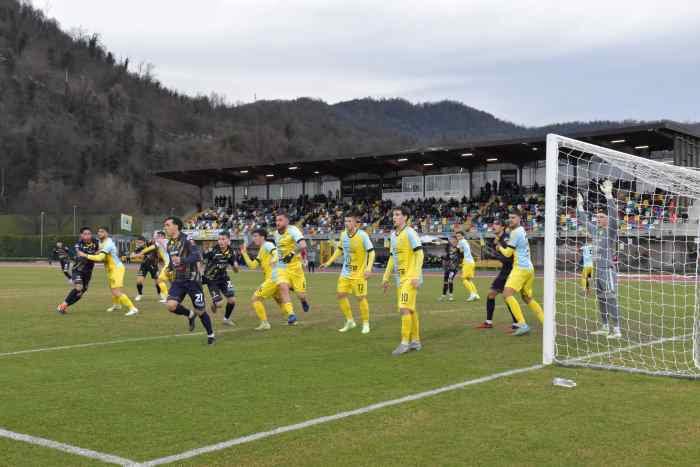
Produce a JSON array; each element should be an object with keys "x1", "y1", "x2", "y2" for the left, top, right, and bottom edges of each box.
[{"x1": 155, "y1": 121, "x2": 700, "y2": 268}]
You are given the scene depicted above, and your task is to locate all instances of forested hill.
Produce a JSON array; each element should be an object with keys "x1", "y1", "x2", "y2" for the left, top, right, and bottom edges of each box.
[{"x1": 0, "y1": 0, "x2": 684, "y2": 215}]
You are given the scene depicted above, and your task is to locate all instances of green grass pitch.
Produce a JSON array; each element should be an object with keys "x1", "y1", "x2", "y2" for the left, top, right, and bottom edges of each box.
[{"x1": 1, "y1": 265, "x2": 699, "y2": 466}]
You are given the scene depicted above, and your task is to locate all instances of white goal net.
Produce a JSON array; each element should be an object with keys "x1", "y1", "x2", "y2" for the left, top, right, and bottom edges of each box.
[{"x1": 543, "y1": 134, "x2": 700, "y2": 378}]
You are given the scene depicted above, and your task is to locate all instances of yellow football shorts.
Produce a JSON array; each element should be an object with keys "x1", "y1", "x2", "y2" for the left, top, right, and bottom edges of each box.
[
  {"x1": 396, "y1": 279, "x2": 418, "y2": 312},
  {"x1": 337, "y1": 276, "x2": 368, "y2": 297},
  {"x1": 505, "y1": 268, "x2": 535, "y2": 299},
  {"x1": 277, "y1": 266, "x2": 307, "y2": 293},
  {"x1": 108, "y1": 265, "x2": 125, "y2": 289},
  {"x1": 581, "y1": 266, "x2": 593, "y2": 288},
  {"x1": 255, "y1": 279, "x2": 280, "y2": 300},
  {"x1": 462, "y1": 262, "x2": 476, "y2": 280}
]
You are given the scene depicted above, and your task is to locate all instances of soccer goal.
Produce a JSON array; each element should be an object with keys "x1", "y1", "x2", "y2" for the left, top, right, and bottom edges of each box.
[{"x1": 543, "y1": 134, "x2": 700, "y2": 378}]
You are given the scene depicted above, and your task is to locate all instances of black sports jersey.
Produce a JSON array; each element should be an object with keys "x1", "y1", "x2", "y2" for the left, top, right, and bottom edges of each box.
[
  {"x1": 72, "y1": 238, "x2": 99, "y2": 274},
  {"x1": 167, "y1": 234, "x2": 202, "y2": 283},
  {"x1": 443, "y1": 245, "x2": 461, "y2": 272},
  {"x1": 135, "y1": 241, "x2": 159, "y2": 268},
  {"x1": 492, "y1": 233, "x2": 513, "y2": 275},
  {"x1": 203, "y1": 246, "x2": 238, "y2": 281},
  {"x1": 52, "y1": 246, "x2": 70, "y2": 261}
]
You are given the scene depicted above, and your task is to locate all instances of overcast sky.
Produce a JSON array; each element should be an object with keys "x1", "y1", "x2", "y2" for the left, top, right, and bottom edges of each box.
[{"x1": 42, "y1": 0, "x2": 700, "y2": 126}]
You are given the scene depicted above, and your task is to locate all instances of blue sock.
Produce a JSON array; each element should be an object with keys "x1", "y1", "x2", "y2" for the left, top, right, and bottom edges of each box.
[
  {"x1": 174, "y1": 305, "x2": 190, "y2": 317},
  {"x1": 301, "y1": 300, "x2": 309, "y2": 313},
  {"x1": 199, "y1": 312, "x2": 214, "y2": 336},
  {"x1": 486, "y1": 298, "x2": 495, "y2": 321}
]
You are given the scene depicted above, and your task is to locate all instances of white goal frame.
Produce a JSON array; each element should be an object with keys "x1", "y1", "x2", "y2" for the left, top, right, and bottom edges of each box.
[{"x1": 543, "y1": 133, "x2": 700, "y2": 378}]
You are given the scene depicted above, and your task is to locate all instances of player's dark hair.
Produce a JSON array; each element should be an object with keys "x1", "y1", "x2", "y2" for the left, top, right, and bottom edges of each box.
[
  {"x1": 455, "y1": 230, "x2": 464, "y2": 237},
  {"x1": 252, "y1": 228, "x2": 268, "y2": 238},
  {"x1": 79, "y1": 226, "x2": 91, "y2": 233},
  {"x1": 275, "y1": 210, "x2": 288, "y2": 219},
  {"x1": 165, "y1": 217, "x2": 183, "y2": 231},
  {"x1": 98, "y1": 226, "x2": 110, "y2": 233},
  {"x1": 137, "y1": 236, "x2": 146, "y2": 241},
  {"x1": 392, "y1": 206, "x2": 410, "y2": 218},
  {"x1": 509, "y1": 209, "x2": 523, "y2": 218},
  {"x1": 155, "y1": 230, "x2": 165, "y2": 237},
  {"x1": 218, "y1": 232, "x2": 231, "y2": 239},
  {"x1": 345, "y1": 210, "x2": 361, "y2": 219},
  {"x1": 493, "y1": 218, "x2": 503, "y2": 226}
]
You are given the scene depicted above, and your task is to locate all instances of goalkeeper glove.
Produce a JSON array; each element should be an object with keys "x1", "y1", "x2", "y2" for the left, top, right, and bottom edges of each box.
[
  {"x1": 282, "y1": 253, "x2": 295, "y2": 264},
  {"x1": 600, "y1": 179, "x2": 613, "y2": 199}
]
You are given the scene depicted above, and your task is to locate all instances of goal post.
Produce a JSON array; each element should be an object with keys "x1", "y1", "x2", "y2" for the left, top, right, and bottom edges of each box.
[{"x1": 544, "y1": 134, "x2": 700, "y2": 378}]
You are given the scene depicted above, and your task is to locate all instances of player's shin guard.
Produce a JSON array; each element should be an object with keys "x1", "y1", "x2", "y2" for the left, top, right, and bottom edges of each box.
[
  {"x1": 225, "y1": 302, "x2": 235, "y2": 319},
  {"x1": 173, "y1": 305, "x2": 191, "y2": 316},
  {"x1": 253, "y1": 300, "x2": 268, "y2": 322},
  {"x1": 442, "y1": 282, "x2": 448, "y2": 295},
  {"x1": 527, "y1": 300, "x2": 544, "y2": 323},
  {"x1": 199, "y1": 312, "x2": 214, "y2": 336},
  {"x1": 338, "y1": 297, "x2": 353, "y2": 321},
  {"x1": 359, "y1": 299, "x2": 369, "y2": 324},
  {"x1": 118, "y1": 294, "x2": 135, "y2": 310},
  {"x1": 486, "y1": 297, "x2": 495, "y2": 321},
  {"x1": 463, "y1": 279, "x2": 478, "y2": 295},
  {"x1": 506, "y1": 302, "x2": 517, "y2": 323},
  {"x1": 410, "y1": 311, "x2": 420, "y2": 343},
  {"x1": 504, "y1": 296, "x2": 526, "y2": 324},
  {"x1": 400, "y1": 313, "x2": 412, "y2": 344}
]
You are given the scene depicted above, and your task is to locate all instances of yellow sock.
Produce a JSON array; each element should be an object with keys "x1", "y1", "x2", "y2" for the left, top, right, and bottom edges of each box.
[
  {"x1": 505, "y1": 296, "x2": 526, "y2": 324},
  {"x1": 158, "y1": 281, "x2": 168, "y2": 297},
  {"x1": 410, "y1": 310, "x2": 420, "y2": 343},
  {"x1": 338, "y1": 297, "x2": 353, "y2": 321},
  {"x1": 112, "y1": 296, "x2": 120, "y2": 305},
  {"x1": 359, "y1": 299, "x2": 369, "y2": 324},
  {"x1": 400, "y1": 313, "x2": 412, "y2": 344},
  {"x1": 119, "y1": 294, "x2": 135, "y2": 309},
  {"x1": 282, "y1": 301, "x2": 294, "y2": 317},
  {"x1": 463, "y1": 279, "x2": 478, "y2": 295},
  {"x1": 253, "y1": 301, "x2": 268, "y2": 322},
  {"x1": 528, "y1": 300, "x2": 545, "y2": 323}
]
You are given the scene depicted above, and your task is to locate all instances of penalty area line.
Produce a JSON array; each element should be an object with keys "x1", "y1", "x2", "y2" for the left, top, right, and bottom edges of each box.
[{"x1": 138, "y1": 363, "x2": 544, "y2": 466}]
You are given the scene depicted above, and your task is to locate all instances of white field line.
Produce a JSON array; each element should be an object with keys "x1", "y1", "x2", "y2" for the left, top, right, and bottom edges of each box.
[
  {"x1": 0, "y1": 427, "x2": 138, "y2": 466},
  {"x1": 137, "y1": 364, "x2": 544, "y2": 466}
]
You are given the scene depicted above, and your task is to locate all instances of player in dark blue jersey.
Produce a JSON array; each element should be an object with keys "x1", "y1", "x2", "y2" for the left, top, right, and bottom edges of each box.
[
  {"x1": 477, "y1": 219, "x2": 518, "y2": 329},
  {"x1": 202, "y1": 232, "x2": 239, "y2": 326},
  {"x1": 56, "y1": 227, "x2": 99, "y2": 314},
  {"x1": 131, "y1": 236, "x2": 160, "y2": 302},
  {"x1": 438, "y1": 237, "x2": 461, "y2": 302},
  {"x1": 163, "y1": 217, "x2": 215, "y2": 345}
]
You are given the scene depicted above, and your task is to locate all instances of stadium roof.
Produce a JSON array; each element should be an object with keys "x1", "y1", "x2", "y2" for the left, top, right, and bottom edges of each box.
[{"x1": 154, "y1": 121, "x2": 700, "y2": 187}]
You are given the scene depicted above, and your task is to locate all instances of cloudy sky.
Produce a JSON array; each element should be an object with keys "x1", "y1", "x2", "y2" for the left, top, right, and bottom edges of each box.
[{"x1": 43, "y1": 0, "x2": 700, "y2": 126}]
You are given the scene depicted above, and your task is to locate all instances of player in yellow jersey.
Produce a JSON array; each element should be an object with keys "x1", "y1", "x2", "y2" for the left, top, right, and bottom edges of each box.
[
  {"x1": 321, "y1": 211, "x2": 375, "y2": 334},
  {"x1": 240, "y1": 228, "x2": 297, "y2": 330},
  {"x1": 496, "y1": 210, "x2": 545, "y2": 336},
  {"x1": 133, "y1": 231, "x2": 170, "y2": 303},
  {"x1": 77, "y1": 226, "x2": 139, "y2": 316},
  {"x1": 382, "y1": 207, "x2": 424, "y2": 355},
  {"x1": 274, "y1": 211, "x2": 310, "y2": 318}
]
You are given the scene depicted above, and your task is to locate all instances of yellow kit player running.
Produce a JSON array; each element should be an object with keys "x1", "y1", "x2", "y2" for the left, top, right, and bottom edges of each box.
[
  {"x1": 240, "y1": 228, "x2": 297, "y2": 330},
  {"x1": 78, "y1": 226, "x2": 138, "y2": 317},
  {"x1": 382, "y1": 207, "x2": 424, "y2": 356},
  {"x1": 455, "y1": 231, "x2": 480, "y2": 301},
  {"x1": 274, "y1": 212, "x2": 310, "y2": 318},
  {"x1": 321, "y1": 211, "x2": 375, "y2": 334},
  {"x1": 496, "y1": 210, "x2": 545, "y2": 336}
]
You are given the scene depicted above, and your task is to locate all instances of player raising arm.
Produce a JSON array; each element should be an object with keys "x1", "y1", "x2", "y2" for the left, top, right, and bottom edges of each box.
[{"x1": 577, "y1": 180, "x2": 622, "y2": 339}]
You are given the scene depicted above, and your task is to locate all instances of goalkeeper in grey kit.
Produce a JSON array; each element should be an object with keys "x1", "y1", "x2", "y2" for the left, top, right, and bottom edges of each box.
[{"x1": 577, "y1": 179, "x2": 622, "y2": 340}]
